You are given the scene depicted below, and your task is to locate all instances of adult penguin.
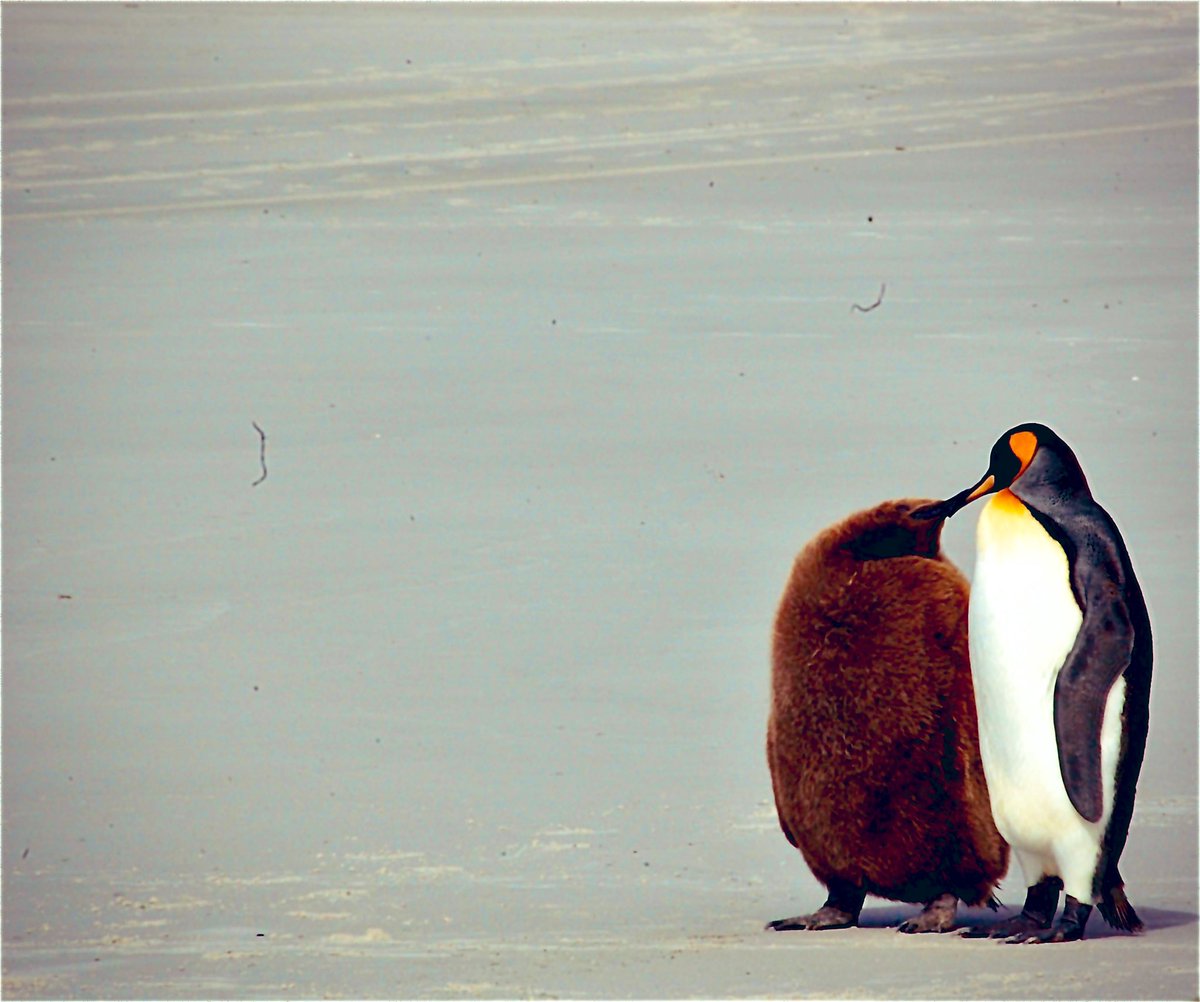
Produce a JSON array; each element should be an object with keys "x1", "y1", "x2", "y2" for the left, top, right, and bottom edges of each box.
[
  {"x1": 767, "y1": 499, "x2": 1008, "y2": 934},
  {"x1": 916, "y1": 422, "x2": 1152, "y2": 943}
]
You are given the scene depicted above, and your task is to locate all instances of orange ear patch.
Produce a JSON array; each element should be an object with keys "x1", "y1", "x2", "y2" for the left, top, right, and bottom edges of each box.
[{"x1": 1009, "y1": 430, "x2": 1038, "y2": 475}]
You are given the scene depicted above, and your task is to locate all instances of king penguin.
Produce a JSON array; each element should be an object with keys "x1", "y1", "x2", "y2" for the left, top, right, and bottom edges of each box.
[{"x1": 916, "y1": 422, "x2": 1152, "y2": 943}]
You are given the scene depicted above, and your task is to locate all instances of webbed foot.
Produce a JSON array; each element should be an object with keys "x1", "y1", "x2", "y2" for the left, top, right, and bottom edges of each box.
[
  {"x1": 961, "y1": 912, "x2": 1050, "y2": 939},
  {"x1": 1005, "y1": 897, "x2": 1091, "y2": 944},
  {"x1": 898, "y1": 892, "x2": 958, "y2": 934},
  {"x1": 960, "y1": 876, "x2": 1060, "y2": 939},
  {"x1": 766, "y1": 879, "x2": 865, "y2": 932},
  {"x1": 766, "y1": 905, "x2": 858, "y2": 931}
]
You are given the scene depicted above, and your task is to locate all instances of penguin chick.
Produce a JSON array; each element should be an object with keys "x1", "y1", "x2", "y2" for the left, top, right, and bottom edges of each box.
[{"x1": 766, "y1": 498, "x2": 1008, "y2": 934}]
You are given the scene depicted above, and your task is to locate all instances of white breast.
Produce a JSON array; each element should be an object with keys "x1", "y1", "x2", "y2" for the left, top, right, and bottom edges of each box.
[{"x1": 969, "y1": 491, "x2": 1120, "y2": 900}]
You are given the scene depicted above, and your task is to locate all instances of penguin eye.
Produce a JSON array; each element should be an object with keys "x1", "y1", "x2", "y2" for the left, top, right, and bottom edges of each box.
[{"x1": 1009, "y1": 430, "x2": 1038, "y2": 477}]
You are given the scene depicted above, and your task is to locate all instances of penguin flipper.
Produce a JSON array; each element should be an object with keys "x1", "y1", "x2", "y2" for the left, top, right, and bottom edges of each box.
[{"x1": 1053, "y1": 582, "x2": 1134, "y2": 824}]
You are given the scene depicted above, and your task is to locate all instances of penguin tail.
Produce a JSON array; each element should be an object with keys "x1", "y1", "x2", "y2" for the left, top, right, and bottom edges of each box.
[
  {"x1": 986, "y1": 893, "x2": 1003, "y2": 912},
  {"x1": 1097, "y1": 884, "x2": 1145, "y2": 934}
]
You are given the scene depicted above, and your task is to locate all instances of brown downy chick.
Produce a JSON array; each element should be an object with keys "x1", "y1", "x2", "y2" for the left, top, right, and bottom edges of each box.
[{"x1": 766, "y1": 498, "x2": 1008, "y2": 933}]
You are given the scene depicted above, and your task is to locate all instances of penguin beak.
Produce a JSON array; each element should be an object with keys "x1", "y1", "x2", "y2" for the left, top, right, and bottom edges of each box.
[{"x1": 912, "y1": 473, "x2": 996, "y2": 521}]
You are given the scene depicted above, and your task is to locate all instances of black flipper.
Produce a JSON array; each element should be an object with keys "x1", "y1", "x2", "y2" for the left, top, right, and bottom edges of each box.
[{"x1": 1052, "y1": 575, "x2": 1134, "y2": 823}]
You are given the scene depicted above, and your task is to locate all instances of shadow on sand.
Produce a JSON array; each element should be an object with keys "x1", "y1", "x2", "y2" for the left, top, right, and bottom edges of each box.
[{"x1": 847, "y1": 903, "x2": 1197, "y2": 940}]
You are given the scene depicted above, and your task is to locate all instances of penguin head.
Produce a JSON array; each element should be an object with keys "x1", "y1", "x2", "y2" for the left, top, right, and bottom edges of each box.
[
  {"x1": 838, "y1": 498, "x2": 948, "y2": 560},
  {"x1": 914, "y1": 422, "x2": 1085, "y2": 521}
]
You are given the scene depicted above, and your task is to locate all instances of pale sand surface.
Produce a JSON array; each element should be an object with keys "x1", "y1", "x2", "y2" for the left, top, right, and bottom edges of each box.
[{"x1": 2, "y1": 3, "x2": 1197, "y2": 999}]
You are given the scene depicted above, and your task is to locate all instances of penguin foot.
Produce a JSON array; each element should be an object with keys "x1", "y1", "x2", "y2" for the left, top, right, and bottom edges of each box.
[
  {"x1": 961, "y1": 875, "x2": 1060, "y2": 939},
  {"x1": 765, "y1": 905, "x2": 858, "y2": 931},
  {"x1": 898, "y1": 892, "x2": 958, "y2": 934},
  {"x1": 1005, "y1": 897, "x2": 1092, "y2": 945},
  {"x1": 960, "y1": 913, "x2": 1050, "y2": 939},
  {"x1": 766, "y1": 881, "x2": 864, "y2": 931},
  {"x1": 1004, "y1": 923, "x2": 1083, "y2": 944}
]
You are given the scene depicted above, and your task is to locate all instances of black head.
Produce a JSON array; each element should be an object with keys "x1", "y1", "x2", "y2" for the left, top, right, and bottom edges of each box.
[
  {"x1": 914, "y1": 422, "x2": 1087, "y2": 521},
  {"x1": 841, "y1": 499, "x2": 948, "y2": 561}
]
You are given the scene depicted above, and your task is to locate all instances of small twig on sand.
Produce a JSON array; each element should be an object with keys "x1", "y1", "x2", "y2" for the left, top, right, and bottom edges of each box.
[
  {"x1": 851, "y1": 282, "x2": 886, "y2": 314},
  {"x1": 251, "y1": 421, "x2": 268, "y2": 487}
]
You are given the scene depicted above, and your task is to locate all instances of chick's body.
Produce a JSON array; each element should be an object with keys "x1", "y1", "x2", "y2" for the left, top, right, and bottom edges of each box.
[{"x1": 767, "y1": 499, "x2": 1007, "y2": 930}]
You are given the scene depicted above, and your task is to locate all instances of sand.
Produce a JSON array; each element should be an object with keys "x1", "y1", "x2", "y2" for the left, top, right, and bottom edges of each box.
[{"x1": 2, "y1": 3, "x2": 1196, "y2": 999}]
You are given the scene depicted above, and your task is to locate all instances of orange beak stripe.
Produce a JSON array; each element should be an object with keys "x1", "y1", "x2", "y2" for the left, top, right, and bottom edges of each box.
[{"x1": 966, "y1": 474, "x2": 996, "y2": 502}]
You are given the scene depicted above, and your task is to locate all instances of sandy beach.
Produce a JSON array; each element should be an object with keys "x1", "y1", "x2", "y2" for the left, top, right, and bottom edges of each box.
[{"x1": 2, "y1": 3, "x2": 1197, "y2": 999}]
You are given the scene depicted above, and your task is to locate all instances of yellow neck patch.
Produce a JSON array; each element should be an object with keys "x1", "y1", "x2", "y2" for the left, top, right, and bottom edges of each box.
[
  {"x1": 978, "y1": 488, "x2": 1046, "y2": 556},
  {"x1": 986, "y1": 488, "x2": 1028, "y2": 517}
]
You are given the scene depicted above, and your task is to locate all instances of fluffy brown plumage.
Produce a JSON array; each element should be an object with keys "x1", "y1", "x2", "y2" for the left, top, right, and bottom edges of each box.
[{"x1": 766, "y1": 498, "x2": 1008, "y2": 932}]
